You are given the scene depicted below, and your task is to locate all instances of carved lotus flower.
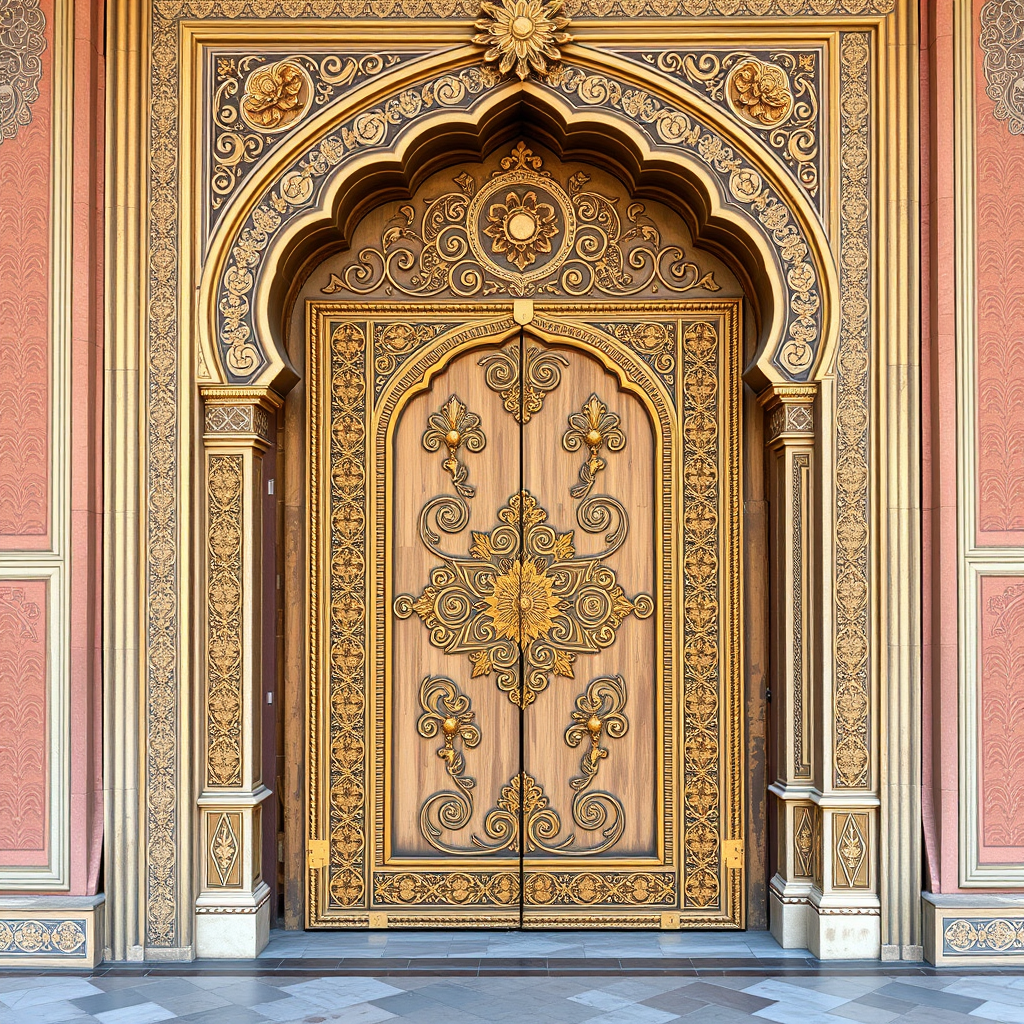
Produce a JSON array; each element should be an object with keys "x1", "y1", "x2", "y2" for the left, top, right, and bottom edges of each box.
[
  {"x1": 483, "y1": 189, "x2": 560, "y2": 271},
  {"x1": 474, "y1": 0, "x2": 573, "y2": 82},
  {"x1": 728, "y1": 59, "x2": 793, "y2": 126}
]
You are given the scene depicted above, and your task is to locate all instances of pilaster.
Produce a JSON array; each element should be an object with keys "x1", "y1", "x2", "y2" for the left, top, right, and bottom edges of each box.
[
  {"x1": 194, "y1": 387, "x2": 280, "y2": 957},
  {"x1": 763, "y1": 384, "x2": 881, "y2": 958}
]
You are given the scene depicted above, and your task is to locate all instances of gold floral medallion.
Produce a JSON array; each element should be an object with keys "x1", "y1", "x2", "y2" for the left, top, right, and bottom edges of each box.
[
  {"x1": 473, "y1": 0, "x2": 573, "y2": 82},
  {"x1": 240, "y1": 59, "x2": 313, "y2": 133},
  {"x1": 484, "y1": 557, "x2": 562, "y2": 645},
  {"x1": 483, "y1": 190, "x2": 560, "y2": 271},
  {"x1": 726, "y1": 58, "x2": 793, "y2": 127}
]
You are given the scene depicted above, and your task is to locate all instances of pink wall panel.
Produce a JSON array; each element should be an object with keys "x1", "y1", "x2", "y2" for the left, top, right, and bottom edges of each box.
[
  {"x1": 975, "y1": 1, "x2": 1024, "y2": 544},
  {"x1": 0, "y1": 583, "x2": 48, "y2": 865},
  {"x1": 0, "y1": 0, "x2": 52, "y2": 549},
  {"x1": 978, "y1": 576, "x2": 1024, "y2": 865}
]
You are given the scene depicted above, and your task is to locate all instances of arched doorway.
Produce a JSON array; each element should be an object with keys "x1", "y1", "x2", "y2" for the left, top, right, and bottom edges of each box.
[{"x1": 295, "y1": 141, "x2": 747, "y2": 927}]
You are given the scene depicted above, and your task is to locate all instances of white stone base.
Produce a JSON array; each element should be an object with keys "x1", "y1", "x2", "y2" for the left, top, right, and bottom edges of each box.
[
  {"x1": 0, "y1": 895, "x2": 105, "y2": 968},
  {"x1": 770, "y1": 878, "x2": 881, "y2": 959},
  {"x1": 194, "y1": 884, "x2": 271, "y2": 958}
]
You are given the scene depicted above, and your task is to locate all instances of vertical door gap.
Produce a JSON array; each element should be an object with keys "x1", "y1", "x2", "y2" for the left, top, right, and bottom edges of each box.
[{"x1": 517, "y1": 325, "x2": 526, "y2": 929}]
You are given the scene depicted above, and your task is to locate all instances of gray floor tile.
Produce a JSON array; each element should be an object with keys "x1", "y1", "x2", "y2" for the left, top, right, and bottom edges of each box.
[
  {"x1": 214, "y1": 980, "x2": 291, "y2": 1007},
  {"x1": 874, "y1": 982, "x2": 981, "y2": 1014},
  {"x1": 70, "y1": 989, "x2": 150, "y2": 1015},
  {"x1": 178, "y1": 1005, "x2": 278, "y2": 1024},
  {"x1": 831, "y1": 1003, "x2": 902, "y2": 1024},
  {"x1": 673, "y1": 982, "x2": 774, "y2": 1013},
  {"x1": 639, "y1": 990, "x2": 709, "y2": 1015}
]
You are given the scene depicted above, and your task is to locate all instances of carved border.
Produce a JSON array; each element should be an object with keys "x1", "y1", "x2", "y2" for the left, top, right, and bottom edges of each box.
[{"x1": 832, "y1": 32, "x2": 871, "y2": 790}]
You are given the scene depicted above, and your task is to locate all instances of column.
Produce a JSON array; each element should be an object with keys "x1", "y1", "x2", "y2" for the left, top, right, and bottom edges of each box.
[
  {"x1": 762, "y1": 385, "x2": 819, "y2": 950},
  {"x1": 194, "y1": 387, "x2": 281, "y2": 957}
]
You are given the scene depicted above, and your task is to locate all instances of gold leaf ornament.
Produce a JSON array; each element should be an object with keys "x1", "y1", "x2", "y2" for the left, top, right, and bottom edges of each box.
[{"x1": 474, "y1": 0, "x2": 574, "y2": 82}]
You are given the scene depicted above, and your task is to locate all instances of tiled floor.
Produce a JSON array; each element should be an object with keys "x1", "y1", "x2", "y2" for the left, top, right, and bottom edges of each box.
[
  {"x1": 0, "y1": 972, "x2": 1023, "y2": 1024},
  {"x1": 2, "y1": 932, "x2": 1023, "y2": 1024}
]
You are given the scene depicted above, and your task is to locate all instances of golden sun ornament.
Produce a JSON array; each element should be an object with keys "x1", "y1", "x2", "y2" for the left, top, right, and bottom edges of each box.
[{"x1": 474, "y1": 0, "x2": 574, "y2": 82}]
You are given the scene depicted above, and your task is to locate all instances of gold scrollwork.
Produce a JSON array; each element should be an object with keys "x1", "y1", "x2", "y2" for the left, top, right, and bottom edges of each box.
[
  {"x1": 322, "y1": 143, "x2": 718, "y2": 300},
  {"x1": 211, "y1": 53, "x2": 401, "y2": 212},
  {"x1": 649, "y1": 51, "x2": 819, "y2": 199},
  {"x1": 417, "y1": 676, "x2": 481, "y2": 849},
  {"x1": 0, "y1": 0, "x2": 45, "y2": 145},
  {"x1": 562, "y1": 394, "x2": 626, "y2": 499},
  {"x1": 396, "y1": 490, "x2": 652, "y2": 708},
  {"x1": 565, "y1": 674, "x2": 629, "y2": 793},
  {"x1": 422, "y1": 395, "x2": 486, "y2": 499},
  {"x1": 479, "y1": 341, "x2": 569, "y2": 423}
]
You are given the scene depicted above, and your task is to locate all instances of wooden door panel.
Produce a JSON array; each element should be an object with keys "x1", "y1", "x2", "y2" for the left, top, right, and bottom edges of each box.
[
  {"x1": 389, "y1": 345, "x2": 520, "y2": 861},
  {"x1": 520, "y1": 343, "x2": 658, "y2": 863}
]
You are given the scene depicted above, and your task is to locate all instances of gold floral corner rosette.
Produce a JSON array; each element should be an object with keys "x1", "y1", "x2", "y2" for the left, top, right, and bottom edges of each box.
[
  {"x1": 474, "y1": 0, "x2": 574, "y2": 82},
  {"x1": 239, "y1": 59, "x2": 313, "y2": 133},
  {"x1": 726, "y1": 58, "x2": 794, "y2": 128}
]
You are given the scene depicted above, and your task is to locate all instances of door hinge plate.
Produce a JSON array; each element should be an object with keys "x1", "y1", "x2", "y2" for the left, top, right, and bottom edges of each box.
[
  {"x1": 307, "y1": 839, "x2": 330, "y2": 869},
  {"x1": 723, "y1": 838, "x2": 744, "y2": 869}
]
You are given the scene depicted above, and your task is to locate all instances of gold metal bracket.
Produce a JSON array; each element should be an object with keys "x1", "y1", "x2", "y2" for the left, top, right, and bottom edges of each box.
[
  {"x1": 723, "y1": 838, "x2": 744, "y2": 868},
  {"x1": 369, "y1": 911, "x2": 388, "y2": 928},
  {"x1": 513, "y1": 299, "x2": 534, "y2": 325},
  {"x1": 306, "y1": 839, "x2": 329, "y2": 869},
  {"x1": 659, "y1": 912, "x2": 680, "y2": 929}
]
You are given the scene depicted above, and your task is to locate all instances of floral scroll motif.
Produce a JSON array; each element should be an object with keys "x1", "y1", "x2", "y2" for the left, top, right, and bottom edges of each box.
[
  {"x1": 944, "y1": 917, "x2": 1024, "y2": 955},
  {"x1": 210, "y1": 52, "x2": 404, "y2": 219},
  {"x1": 643, "y1": 50, "x2": 820, "y2": 204},
  {"x1": 564, "y1": 674, "x2": 629, "y2": 793},
  {"x1": 395, "y1": 490, "x2": 652, "y2": 709},
  {"x1": 422, "y1": 395, "x2": 486, "y2": 499},
  {"x1": 474, "y1": 0, "x2": 573, "y2": 82},
  {"x1": 479, "y1": 341, "x2": 569, "y2": 423},
  {"x1": 0, "y1": 0, "x2": 45, "y2": 145},
  {"x1": 562, "y1": 394, "x2": 626, "y2": 499},
  {"x1": 322, "y1": 142, "x2": 719, "y2": 300},
  {"x1": 0, "y1": 919, "x2": 86, "y2": 957},
  {"x1": 979, "y1": 0, "x2": 1024, "y2": 136}
]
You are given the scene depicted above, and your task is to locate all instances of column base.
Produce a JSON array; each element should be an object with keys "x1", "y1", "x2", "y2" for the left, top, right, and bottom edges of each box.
[
  {"x1": 195, "y1": 884, "x2": 271, "y2": 958},
  {"x1": 770, "y1": 877, "x2": 881, "y2": 958},
  {"x1": 923, "y1": 892, "x2": 1024, "y2": 966},
  {"x1": 0, "y1": 895, "x2": 104, "y2": 968}
]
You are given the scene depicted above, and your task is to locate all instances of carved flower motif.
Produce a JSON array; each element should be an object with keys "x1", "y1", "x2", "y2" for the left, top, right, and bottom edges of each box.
[
  {"x1": 727, "y1": 59, "x2": 793, "y2": 126},
  {"x1": 241, "y1": 60, "x2": 310, "y2": 132},
  {"x1": 474, "y1": 0, "x2": 573, "y2": 81},
  {"x1": 483, "y1": 190, "x2": 560, "y2": 271},
  {"x1": 484, "y1": 557, "x2": 562, "y2": 645}
]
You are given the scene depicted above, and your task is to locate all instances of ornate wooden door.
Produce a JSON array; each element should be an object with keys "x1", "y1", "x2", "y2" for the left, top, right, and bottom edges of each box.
[{"x1": 307, "y1": 300, "x2": 744, "y2": 928}]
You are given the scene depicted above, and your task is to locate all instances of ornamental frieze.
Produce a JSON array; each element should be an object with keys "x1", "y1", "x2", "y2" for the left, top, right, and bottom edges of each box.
[{"x1": 979, "y1": 0, "x2": 1024, "y2": 136}]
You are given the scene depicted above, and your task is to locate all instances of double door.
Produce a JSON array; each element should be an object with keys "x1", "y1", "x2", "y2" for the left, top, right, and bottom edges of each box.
[{"x1": 308, "y1": 301, "x2": 743, "y2": 928}]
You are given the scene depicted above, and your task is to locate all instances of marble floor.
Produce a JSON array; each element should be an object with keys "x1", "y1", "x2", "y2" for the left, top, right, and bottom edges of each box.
[{"x1": 0, "y1": 970, "x2": 1021, "y2": 1024}]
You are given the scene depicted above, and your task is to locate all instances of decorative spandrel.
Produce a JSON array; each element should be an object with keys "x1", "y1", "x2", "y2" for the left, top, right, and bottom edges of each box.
[{"x1": 322, "y1": 142, "x2": 719, "y2": 300}]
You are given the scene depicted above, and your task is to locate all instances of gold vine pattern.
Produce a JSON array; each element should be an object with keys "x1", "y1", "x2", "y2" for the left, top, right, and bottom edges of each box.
[
  {"x1": 944, "y1": 917, "x2": 1024, "y2": 955},
  {"x1": 565, "y1": 674, "x2": 629, "y2": 792},
  {"x1": 680, "y1": 320, "x2": 722, "y2": 908},
  {"x1": 833, "y1": 34, "x2": 871, "y2": 789},
  {"x1": 395, "y1": 490, "x2": 653, "y2": 709},
  {"x1": 210, "y1": 52, "x2": 404, "y2": 219},
  {"x1": 325, "y1": 322, "x2": 368, "y2": 909},
  {"x1": 422, "y1": 395, "x2": 486, "y2": 499},
  {"x1": 643, "y1": 50, "x2": 821, "y2": 205},
  {"x1": 479, "y1": 341, "x2": 569, "y2": 422},
  {"x1": 322, "y1": 142, "x2": 719, "y2": 300},
  {"x1": 206, "y1": 455, "x2": 244, "y2": 788},
  {"x1": 0, "y1": 920, "x2": 87, "y2": 957},
  {"x1": 562, "y1": 394, "x2": 626, "y2": 499}
]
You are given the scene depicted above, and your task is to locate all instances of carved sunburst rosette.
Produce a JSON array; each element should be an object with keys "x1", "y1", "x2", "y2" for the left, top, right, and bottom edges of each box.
[{"x1": 474, "y1": 0, "x2": 573, "y2": 82}]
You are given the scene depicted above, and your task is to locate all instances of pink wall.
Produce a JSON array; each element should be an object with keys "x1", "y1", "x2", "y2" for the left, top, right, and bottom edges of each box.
[
  {"x1": 0, "y1": 0, "x2": 52, "y2": 547},
  {"x1": 0, "y1": 0, "x2": 104, "y2": 895}
]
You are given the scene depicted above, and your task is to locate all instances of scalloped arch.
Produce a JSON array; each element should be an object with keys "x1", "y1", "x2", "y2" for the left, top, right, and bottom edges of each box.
[{"x1": 197, "y1": 44, "x2": 839, "y2": 393}]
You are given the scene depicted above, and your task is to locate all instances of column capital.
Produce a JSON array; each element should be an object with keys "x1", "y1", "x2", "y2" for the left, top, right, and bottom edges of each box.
[
  {"x1": 200, "y1": 386, "x2": 284, "y2": 449},
  {"x1": 759, "y1": 384, "x2": 817, "y2": 445}
]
